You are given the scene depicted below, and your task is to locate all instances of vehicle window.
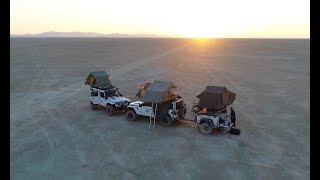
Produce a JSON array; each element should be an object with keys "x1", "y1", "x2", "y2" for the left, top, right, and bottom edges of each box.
[
  {"x1": 100, "y1": 92, "x2": 105, "y2": 98},
  {"x1": 105, "y1": 91, "x2": 117, "y2": 97},
  {"x1": 91, "y1": 91, "x2": 98, "y2": 96}
]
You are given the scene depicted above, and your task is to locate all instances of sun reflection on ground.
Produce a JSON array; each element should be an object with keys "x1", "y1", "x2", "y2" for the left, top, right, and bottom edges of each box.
[{"x1": 190, "y1": 38, "x2": 216, "y2": 51}]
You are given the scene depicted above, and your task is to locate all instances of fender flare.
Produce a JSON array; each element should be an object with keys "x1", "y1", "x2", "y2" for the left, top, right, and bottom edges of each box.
[
  {"x1": 106, "y1": 103, "x2": 115, "y2": 107},
  {"x1": 199, "y1": 118, "x2": 214, "y2": 127},
  {"x1": 126, "y1": 107, "x2": 135, "y2": 112}
]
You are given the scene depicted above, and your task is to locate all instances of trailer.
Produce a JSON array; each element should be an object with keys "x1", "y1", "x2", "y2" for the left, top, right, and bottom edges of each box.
[{"x1": 192, "y1": 86, "x2": 239, "y2": 135}]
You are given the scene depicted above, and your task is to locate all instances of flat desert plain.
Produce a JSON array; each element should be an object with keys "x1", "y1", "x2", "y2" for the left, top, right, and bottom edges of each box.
[{"x1": 10, "y1": 38, "x2": 310, "y2": 179}]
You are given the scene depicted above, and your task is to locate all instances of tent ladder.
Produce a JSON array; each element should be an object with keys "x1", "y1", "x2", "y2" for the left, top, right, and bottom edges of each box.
[{"x1": 149, "y1": 103, "x2": 157, "y2": 131}]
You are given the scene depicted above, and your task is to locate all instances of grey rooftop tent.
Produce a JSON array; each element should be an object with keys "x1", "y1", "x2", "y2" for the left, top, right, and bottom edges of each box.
[
  {"x1": 141, "y1": 80, "x2": 179, "y2": 103},
  {"x1": 197, "y1": 86, "x2": 236, "y2": 110},
  {"x1": 85, "y1": 71, "x2": 112, "y2": 87},
  {"x1": 136, "y1": 82, "x2": 152, "y2": 98}
]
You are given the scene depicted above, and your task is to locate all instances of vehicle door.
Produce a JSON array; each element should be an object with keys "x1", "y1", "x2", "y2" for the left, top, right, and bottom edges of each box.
[
  {"x1": 139, "y1": 103, "x2": 154, "y2": 117},
  {"x1": 99, "y1": 91, "x2": 105, "y2": 106},
  {"x1": 90, "y1": 89, "x2": 99, "y2": 104}
]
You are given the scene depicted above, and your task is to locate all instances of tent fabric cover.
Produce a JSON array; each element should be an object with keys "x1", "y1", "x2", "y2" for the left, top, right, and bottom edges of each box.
[
  {"x1": 136, "y1": 82, "x2": 152, "y2": 98},
  {"x1": 85, "y1": 71, "x2": 112, "y2": 87},
  {"x1": 156, "y1": 101, "x2": 172, "y2": 118},
  {"x1": 197, "y1": 86, "x2": 236, "y2": 110},
  {"x1": 142, "y1": 80, "x2": 179, "y2": 103}
]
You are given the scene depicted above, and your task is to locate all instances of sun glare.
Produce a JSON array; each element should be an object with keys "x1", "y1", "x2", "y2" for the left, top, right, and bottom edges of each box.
[
  {"x1": 194, "y1": 38, "x2": 210, "y2": 43},
  {"x1": 189, "y1": 38, "x2": 217, "y2": 53}
]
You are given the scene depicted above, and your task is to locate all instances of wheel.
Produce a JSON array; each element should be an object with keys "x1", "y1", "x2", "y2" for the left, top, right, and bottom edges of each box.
[
  {"x1": 160, "y1": 115, "x2": 173, "y2": 127},
  {"x1": 125, "y1": 109, "x2": 137, "y2": 121},
  {"x1": 106, "y1": 105, "x2": 114, "y2": 116},
  {"x1": 90, "y1": 101, "x2": 97, "y2": 110},
  {"x1": 199, "y1": 122, "x2": 212, "y2": 135}
]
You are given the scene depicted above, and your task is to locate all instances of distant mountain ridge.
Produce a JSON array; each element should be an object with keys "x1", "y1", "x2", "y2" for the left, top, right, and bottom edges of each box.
[{"x1": 10, "y1": 31, "x2": 170, "y2": 38}]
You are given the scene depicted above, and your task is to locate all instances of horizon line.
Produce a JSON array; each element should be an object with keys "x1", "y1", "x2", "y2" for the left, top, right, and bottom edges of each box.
[
  {"x1": 10, "y1": 31, "x2": 309, "y2": 39},
  {"x1": 10, "y1": 36, "x2": 310, "y2": 40}
]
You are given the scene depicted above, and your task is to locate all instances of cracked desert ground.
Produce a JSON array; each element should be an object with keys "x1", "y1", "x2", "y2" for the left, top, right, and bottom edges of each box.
[{"x1": 10, "y1": 38, "x2": 309, "y2": 179}]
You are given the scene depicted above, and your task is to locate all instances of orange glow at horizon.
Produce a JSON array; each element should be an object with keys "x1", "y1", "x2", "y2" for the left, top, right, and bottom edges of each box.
[{"x1": 10, "y1": 0, "x2": 309, "y2": 38}]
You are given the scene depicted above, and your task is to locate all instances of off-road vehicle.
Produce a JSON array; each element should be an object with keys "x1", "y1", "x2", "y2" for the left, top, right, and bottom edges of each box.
[
  {"x1": 85, "y1": 71, "x2": 131, "y2": 115},
  {"x1": 192, "y1": 86, "x2": 237, "y2": 135},
  {"x1": 125, "y1": 80, "x2": 186, "y2": 129}
]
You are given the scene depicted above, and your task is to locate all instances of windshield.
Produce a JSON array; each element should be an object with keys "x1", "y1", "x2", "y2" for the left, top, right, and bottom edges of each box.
[{"x1": 105, "y1": 90, "x2": 120, "y2": 98}]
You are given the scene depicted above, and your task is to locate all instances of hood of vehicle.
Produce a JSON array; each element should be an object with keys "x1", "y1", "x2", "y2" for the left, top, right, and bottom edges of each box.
[
  {"x1": 109, "y1": 96, "x2": 130, "y2": 103},
  {"x1": 128, "y1": 101, "x2": 143, "y2": 106}
]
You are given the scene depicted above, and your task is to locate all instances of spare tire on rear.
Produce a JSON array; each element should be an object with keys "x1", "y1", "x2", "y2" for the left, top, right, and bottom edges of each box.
[
  {"x1": 159, "y1": 115, "x2": 173, "y2": 127},
  {"x1": 178, "y1": 107, "x2": 187, "y2": 120}
]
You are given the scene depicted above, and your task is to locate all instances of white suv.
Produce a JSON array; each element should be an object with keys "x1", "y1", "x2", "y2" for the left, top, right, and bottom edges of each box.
[
  {"x1": 125, "y1": 96, "x2": 186, "y2": 127},
  {"x1": 90, "y1": 86, "x2": 131, "y2": 115}
]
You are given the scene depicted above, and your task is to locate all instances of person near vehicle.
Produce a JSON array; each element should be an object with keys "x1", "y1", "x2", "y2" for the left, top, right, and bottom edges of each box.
[{"x1": 228, "y1": 107, "x2": 236, "y2": 128}]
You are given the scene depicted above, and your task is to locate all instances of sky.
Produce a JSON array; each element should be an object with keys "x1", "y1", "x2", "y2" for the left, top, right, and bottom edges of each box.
[{"x1": 10, "y1": 0, "x2": 310, "y2": 38}]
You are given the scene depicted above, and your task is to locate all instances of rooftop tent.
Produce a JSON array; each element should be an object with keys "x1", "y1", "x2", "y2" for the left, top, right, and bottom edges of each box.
[
  {"x1": 136, "y1": 82, "x2": 152, "y2": 98},
  {"x1": 197, "y1": 86, "x2": 236, "y2": 110},
  {"x1": 142, "y1": 80, "x2": 179, "y2": 103},
  {"x1": 85, "y1": 71, "x2": 112, "y2": 87}
]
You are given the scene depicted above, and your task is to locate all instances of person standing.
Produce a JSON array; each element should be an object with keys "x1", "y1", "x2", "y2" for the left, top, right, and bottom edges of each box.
[{"x1": 229, "y1": 107, "x2": 236, "y2": 128}]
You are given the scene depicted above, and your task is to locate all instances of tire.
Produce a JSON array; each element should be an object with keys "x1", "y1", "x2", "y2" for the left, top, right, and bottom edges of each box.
[
  {"x1": 106, "y1": 105, "x2": 114, "y2": 116},
  {"x1": 90, "y1": 101, "x2": 97, "y2": 110},
  {"x1": 126, "y1": 109, "x2": 137, "y2": 121},
  {"x1": 160, "y1": 115, "x2": 173, "y2": 127},
  {"x1": 199, "y1": 122, "x2": 212, "y2": 135}
]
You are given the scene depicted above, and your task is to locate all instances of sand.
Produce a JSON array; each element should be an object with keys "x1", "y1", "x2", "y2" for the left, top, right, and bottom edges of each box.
[{"x1": 10, "y1": 38, "x2": 310, "y2": 179}]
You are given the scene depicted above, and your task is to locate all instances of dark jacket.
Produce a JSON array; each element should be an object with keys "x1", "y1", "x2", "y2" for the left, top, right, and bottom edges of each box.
[{"x1": 230, "y1": 109, "x2": 236, "y2": 123}]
